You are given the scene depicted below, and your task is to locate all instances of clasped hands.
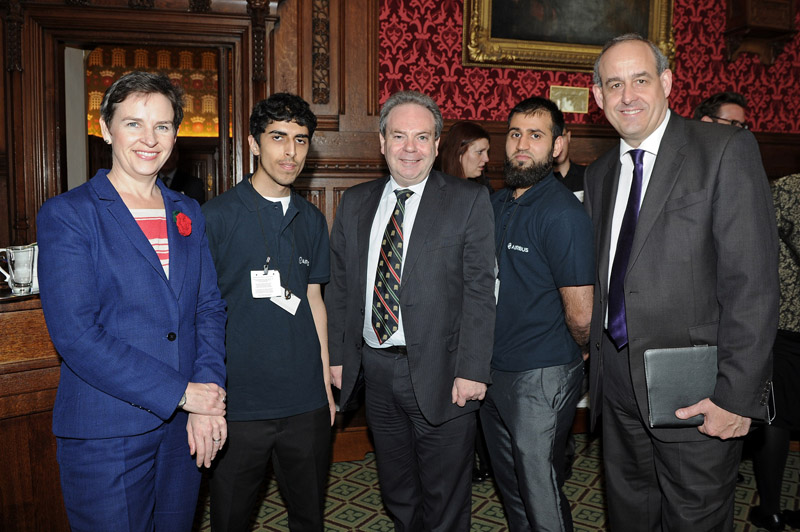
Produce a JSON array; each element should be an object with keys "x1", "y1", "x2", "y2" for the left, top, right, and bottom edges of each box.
[
  {"x1": 183, "y1": 382, "x2": 227, "y2": 468},
  {"x1": 675, "y1": 397, "x2": 751, "y2": 439}
]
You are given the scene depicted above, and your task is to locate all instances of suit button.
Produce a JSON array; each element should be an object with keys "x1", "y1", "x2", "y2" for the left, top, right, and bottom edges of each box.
[
  {"x1": 360, "y1": 308, "x2": 364, "y2": 316},
  {"x1": 167, "y1": 332, "x2": 177, "y2": 341},
  {"x1": 595, "y1": 342, "x2": 600, "y2": 350}
]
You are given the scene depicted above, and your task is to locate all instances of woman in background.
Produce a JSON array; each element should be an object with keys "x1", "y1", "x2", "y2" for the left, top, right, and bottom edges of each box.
[
  {"x1": 37, "y1": 71, "x2": 227, "y2": 531},
  {"x1": 748, "y1": 172, "x2": 800, "y2": 532},
  {"x1": 437, "y1": 120, "x2": 493, "y2": 193}
]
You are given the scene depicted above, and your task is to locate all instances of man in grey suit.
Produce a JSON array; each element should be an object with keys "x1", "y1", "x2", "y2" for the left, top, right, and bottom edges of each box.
[
  {"x1": 585, "y1": 34, "x2": 778, "y2": 531},
  {"x1": 327, "y1": 91, "x2": 496, "y2": 531}
]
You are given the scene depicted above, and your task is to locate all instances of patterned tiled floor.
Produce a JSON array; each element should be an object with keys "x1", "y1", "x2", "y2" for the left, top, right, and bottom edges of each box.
[{"x1": 193, "y1": 433, "x2": 800, "y2": 531}]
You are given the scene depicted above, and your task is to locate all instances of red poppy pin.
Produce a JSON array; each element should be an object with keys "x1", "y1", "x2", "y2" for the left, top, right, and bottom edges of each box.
[{"x1": 173, "y1": 210, "x2": 192, "y2": 237}]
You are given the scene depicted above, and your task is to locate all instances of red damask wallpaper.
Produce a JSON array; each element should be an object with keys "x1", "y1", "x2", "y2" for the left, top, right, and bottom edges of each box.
[{"x1": 379, "y1": 0, "x2": 800, "y2": 133}]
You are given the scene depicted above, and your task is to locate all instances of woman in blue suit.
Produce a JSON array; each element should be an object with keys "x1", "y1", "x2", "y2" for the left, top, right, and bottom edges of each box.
[{"x1": 37, "y1": 72, "x2": 228, "y2": 532}]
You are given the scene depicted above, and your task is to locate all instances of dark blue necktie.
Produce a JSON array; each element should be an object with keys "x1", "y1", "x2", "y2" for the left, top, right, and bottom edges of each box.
[{"x1": 607, "y1": 149, "x2": 645, "y2": 350}]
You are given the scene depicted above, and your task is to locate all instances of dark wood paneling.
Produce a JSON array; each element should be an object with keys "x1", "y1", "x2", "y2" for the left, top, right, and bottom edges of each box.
[
  {"x1": 0, "y1": 301, "x2": 66, "y2": 531},
  {"x1": 755, "y1": 131, "x2": 800, "y2": 179},
  {"x1": 0, "y1": 412, "x2": 68, "y2": 532}
]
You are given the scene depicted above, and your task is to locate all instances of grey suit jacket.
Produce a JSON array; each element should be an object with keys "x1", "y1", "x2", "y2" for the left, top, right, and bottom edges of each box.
[
  {"x1": 584, "y1": 113, "x2": 778, "y2": 442},
  {"x1": 327, "y1": 170, "x2": 496, "y2": 426}
]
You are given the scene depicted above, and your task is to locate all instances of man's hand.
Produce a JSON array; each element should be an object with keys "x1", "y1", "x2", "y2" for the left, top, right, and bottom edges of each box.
[
  {"x1": 186, "y1": 413, "x2": 227, "y2": 468},
  {"x1": 451, "y1": 378, "x2": 487, "y2": 407},
  {"x1": 675, "y1": 398, "x2": 752, "y2": 439},
  {"x1": 182, "y1": 382, "x2": 226, "y2": 416},
  {"x1": 330, "y1": 365, "x2": 343, "y2": 389}
]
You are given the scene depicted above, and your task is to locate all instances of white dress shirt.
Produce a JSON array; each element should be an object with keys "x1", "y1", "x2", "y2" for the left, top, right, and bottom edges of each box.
[
  {"x1": 605, "y1": 110, "x2": 671, "y2": 327},
  {"x1": 362, "y1": 176, "x2": 429, "y2": 347}
]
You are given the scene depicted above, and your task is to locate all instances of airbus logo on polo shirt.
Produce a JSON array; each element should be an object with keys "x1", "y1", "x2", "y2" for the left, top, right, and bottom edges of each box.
[
  {"x1": 298, "y1": 256, "x2": 310, "y2": 266},
  {"x1": 507, "y1": 242, "x2": 529, "y2": 253}
]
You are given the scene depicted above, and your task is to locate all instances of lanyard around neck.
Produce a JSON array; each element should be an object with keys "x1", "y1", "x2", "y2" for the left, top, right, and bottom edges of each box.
[{"x1": 248, "y1": 178, "x2": 295, "y2": 299}]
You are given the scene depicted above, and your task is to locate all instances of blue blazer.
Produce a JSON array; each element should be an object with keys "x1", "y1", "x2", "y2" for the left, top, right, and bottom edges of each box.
[{"x1": 37, "y1": 170, "x2": 227, "y2": 439}]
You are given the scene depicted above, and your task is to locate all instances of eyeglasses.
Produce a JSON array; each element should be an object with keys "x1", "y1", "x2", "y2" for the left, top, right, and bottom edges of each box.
[{"x1": 708, "y1": 115, "x2": 750, "y2": 130}]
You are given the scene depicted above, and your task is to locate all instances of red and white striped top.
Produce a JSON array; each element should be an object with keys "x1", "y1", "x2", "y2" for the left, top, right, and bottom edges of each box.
[{"x1": 131, "y1": 209, "x2": 170, "y2": 278}]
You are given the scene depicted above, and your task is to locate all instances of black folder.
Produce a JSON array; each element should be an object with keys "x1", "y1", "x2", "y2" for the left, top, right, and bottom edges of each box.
[{"x1": 643, "y1": 345, "x2": 717, "y2": 428}]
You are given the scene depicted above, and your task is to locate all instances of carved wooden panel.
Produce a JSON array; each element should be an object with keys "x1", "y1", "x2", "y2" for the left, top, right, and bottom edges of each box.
[
  {"x1": 4, "y1": 0, "x2": 24, "y2": 72},
  {"x1": 312, "y1": 0, "x2": 331, "y2": 104},
  {"x1": 295, "y1": 186, "x2": 326, "y2": 214}
]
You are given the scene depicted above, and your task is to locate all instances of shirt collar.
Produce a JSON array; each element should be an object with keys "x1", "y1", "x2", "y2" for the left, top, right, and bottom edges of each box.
[
  {"x1": 508, "y1": 172, "x2": 557, "y2": 206},
  {"x1": 619, "y1": 109, "x2": 671, "y2": 161},
  {"x1": 385, "y1": 175, "x2": 429, "y2": 198},
  {"x1": 238, "y1": 174, "x2": 296, "y2": 214}
]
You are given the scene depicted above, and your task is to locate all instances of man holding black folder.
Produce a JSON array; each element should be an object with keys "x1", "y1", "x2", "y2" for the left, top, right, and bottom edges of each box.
[{"x1": 585, "y1": 34, "x2": 778, "y2": 531}]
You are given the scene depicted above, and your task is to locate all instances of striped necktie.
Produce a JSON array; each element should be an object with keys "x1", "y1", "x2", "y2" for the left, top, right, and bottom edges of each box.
[{"x1": 372, "y1": 189, "x2": 413, "y2": 344}]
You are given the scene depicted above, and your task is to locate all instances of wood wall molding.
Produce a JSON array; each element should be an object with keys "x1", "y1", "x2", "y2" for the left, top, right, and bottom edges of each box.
[
  {"x1": 304, "y1": 159, "x2": 387, "y2": 172},
  {"x1": 128, "y1": 0, "x2": 154, "y2": 9}
]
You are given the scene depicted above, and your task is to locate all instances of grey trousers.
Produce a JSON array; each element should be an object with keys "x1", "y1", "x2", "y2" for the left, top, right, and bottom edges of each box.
[{"x1": 481, "y1": 357, "x2": 584, "y2": 532}]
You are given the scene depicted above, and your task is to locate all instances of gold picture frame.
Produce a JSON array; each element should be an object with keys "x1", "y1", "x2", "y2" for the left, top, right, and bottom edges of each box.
[{"x1": 463, "y1": 0, "x2": 675, "y2": 73}]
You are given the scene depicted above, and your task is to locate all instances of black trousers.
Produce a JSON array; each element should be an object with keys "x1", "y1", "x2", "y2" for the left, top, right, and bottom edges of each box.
[
  {"x1": 601, "y1": 333, "x2": 742, "y2": 532},
  {"x1": 209, "y1": 407, "x2": 331, "y2": 532},
  {"x1": 362, "y1": 344, "x2": 476, "y2": 532},
  {"x1": 751, "y1": 329, "x2": 800, "y2": 513}
]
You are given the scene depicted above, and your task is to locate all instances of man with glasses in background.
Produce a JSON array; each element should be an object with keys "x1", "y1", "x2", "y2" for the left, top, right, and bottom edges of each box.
[{"x1": 693, "y1": 91, "x2": 750, "y2": 129}]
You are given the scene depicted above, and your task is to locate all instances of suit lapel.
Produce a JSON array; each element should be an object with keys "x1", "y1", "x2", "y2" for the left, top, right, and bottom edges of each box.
[
  {"x1": 627, "y1": 115, "x2": 686, "y2": 272},
  {"x1": 161, "y1": 181, "x2": 187, "y2": 299},
  {"x1": 400, "y1": 171, "x2": 444, "y2": 284},
  {"x1": 93, "y1": 174, "x2": 168, "y2": 284},
  {"x1": 357, "y1": 178, "x2": 387, "y2": 304}
]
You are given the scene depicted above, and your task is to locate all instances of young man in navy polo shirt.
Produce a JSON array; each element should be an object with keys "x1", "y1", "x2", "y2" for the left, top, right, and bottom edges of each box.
[
  {"x1": 481, "y1": 97, "x2": 594, "y2": 532},
  {"x1": 202, "y1": 94, "x2": 334, "y2": 531}
]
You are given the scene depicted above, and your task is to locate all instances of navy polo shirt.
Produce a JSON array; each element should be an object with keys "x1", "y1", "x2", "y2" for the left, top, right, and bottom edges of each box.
[
  {"x1": 202, "y1": 177, "x2": 330, "y2": 421},
  {"x1": 492, "y1": 173, "x2": 594, "y2": 371}
]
